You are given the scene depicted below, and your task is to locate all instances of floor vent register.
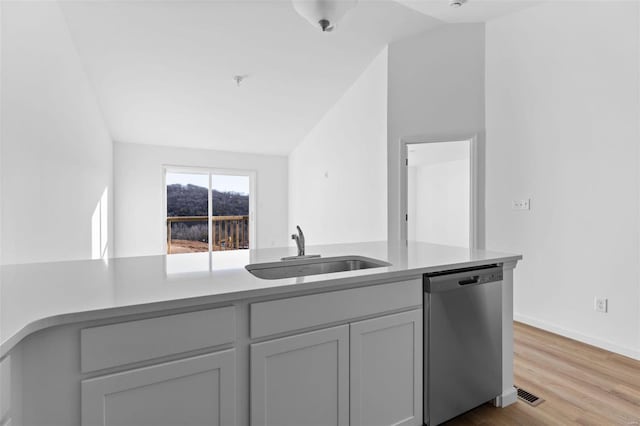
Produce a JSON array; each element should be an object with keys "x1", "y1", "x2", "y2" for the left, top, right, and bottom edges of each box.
[{"x1": 516, "y1": 386, "x2": 544, "y2": 407}]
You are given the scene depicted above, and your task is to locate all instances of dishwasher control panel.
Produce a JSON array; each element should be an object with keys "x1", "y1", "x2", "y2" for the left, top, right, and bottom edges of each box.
[
  {"x1": 476, "y1": 270, "x2": 503, "y2": 284},
  {"x1": 424, "y1": 264, "x2": 503, "y2": 292}
]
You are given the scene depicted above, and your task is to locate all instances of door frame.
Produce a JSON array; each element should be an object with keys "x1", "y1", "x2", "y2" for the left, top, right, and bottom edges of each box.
[
  {"x1": 162, "y1": 165, "x2": 257, "y2": 253},
  {"x1": 400, "y1": 133, "x2": 479, "y2": 249}
]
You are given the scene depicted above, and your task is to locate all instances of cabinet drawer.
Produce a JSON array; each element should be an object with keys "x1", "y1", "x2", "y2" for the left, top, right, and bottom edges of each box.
[
  {"x1": 81, "y1": 306, "x2": 235, "y2": 373},
  {"x1": 250, "y1": 279, "x2": 422, "y2": 339}
]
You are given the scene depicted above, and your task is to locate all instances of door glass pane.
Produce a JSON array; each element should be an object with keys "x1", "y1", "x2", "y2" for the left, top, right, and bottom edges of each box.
[
  {"x1": 166, "y1": 172, "x2": 209, "y2": 254},
  {"x1": 211, "y1": 175, "x2": 250, "y2": 251}
]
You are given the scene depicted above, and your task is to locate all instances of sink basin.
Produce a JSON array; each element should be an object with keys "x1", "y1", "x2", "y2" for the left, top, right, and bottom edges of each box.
[{"x1": 245, "y1": 255, "x2": 391, "y2": 280}]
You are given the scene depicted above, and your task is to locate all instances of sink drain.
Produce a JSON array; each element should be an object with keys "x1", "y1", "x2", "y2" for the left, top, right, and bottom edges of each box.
[{"x1": 516, "y1": 386, "x2": 544, "y2": 406}]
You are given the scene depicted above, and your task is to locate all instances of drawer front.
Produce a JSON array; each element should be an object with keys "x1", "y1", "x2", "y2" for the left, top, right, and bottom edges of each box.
[
  {"x1": 250, "y1": 279, "x2": 422, "y2": 339},
  {"x1": 81, "y1": 306, "x2": 235, "y2": 373}
]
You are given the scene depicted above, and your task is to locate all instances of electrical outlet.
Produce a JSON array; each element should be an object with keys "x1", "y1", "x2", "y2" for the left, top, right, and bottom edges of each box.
[
  {"x1": 512, "y1": 199, "x2": 530, "y2": 210},
  {"x1": 594, "y1": 297, "x2": 608, "y2": 313}
]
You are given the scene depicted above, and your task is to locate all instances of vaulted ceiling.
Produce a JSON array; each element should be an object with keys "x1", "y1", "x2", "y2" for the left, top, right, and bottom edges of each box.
[{"x1": 60, "y1": 0, "x2": 541, "y2": 155}]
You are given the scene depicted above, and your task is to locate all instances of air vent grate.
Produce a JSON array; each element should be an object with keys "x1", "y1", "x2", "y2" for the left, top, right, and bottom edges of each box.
[{"x1": 516, "y1": 386, "x2": 544, "y2": 406}]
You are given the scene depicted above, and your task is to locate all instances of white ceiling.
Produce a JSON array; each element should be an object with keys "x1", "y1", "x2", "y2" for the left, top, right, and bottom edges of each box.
[
  {"x1": 60, "y1": 0, "x2": 442, "y2": 155},
  {"x1": 394, "y1": 0, "x2": 544, "y2": 23}
]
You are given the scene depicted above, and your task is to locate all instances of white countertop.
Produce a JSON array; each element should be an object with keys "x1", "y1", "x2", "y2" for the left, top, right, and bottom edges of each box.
[{"x1": 0, "y1": 241, "x2": 521, "y2": 358}]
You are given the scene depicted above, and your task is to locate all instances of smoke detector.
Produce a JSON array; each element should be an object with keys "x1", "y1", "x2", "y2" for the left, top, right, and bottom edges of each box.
[
  {"x1": 449, "y1": 0, "x2": 467, "y2": 7},
  {"x1": 233, "y1": 75, "x2": 248, "y2": 87}
]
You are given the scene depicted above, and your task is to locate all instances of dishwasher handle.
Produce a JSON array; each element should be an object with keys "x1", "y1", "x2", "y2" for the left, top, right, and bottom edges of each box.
[
  {"x1": 425, "y1": 266, "x2": 503, "y2": 293},
  {"x1": 458, "y1": 276, "x2": 480, "y2": 286}
]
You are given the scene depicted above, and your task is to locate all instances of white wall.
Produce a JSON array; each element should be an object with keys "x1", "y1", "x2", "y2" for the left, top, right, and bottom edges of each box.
[
  {"x1": 387, "y1": 24, "x2": 485, "y2": 244},
  {"x1": 288, "y1": 48, "x2": 388, "y2": 245},
  {"x1": 114, "y1": 142, "x2": 288, "y2": 257},
  {"x1": 486, "y1": 2, "x2": 640, "y2": 358},
  {"x1": 1, "y1": 1, "x2": 113, "y2": 265},
  {"x1": 408, "y1": 141, "x2": 470, "y2": 247},
  {"x1": 0, "y1": 3, "x2": 3, "y2": 266}
]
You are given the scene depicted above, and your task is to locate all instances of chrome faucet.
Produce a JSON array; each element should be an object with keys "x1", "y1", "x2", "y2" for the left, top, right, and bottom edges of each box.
[
  {"x1": 291, "y1": 225, "x2": 305, "y2": 256},
  {"x1": 281, "y1": 226, "x2": 319, "y2": 260}
]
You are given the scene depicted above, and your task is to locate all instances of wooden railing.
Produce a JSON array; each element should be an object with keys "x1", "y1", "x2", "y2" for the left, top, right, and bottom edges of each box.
[{"x1": 167, "y1": 215, "x2": 249, "y2": 254}]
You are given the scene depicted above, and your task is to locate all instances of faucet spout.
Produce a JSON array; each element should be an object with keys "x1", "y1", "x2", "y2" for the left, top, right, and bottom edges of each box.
[
  {"x1": 291, "y1": 226, "x2": 305, "y2": 256},
  {"x1": 296, "y1": 226, "x2": 305, "y2": 255}
]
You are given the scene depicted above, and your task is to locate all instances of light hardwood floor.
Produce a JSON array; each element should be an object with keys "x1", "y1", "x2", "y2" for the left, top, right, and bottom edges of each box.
[{"x1": 446, "y1": 322, "x2": 640, "y2": 425}]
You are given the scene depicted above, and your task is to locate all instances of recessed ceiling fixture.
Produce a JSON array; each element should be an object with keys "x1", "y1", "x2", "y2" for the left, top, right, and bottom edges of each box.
[
  {"x1": 449, "y1": 0, "x2": 468, "y2": 7},
  {"x1": 292, "y1": 0, "x2": 358, "y2": 32}
]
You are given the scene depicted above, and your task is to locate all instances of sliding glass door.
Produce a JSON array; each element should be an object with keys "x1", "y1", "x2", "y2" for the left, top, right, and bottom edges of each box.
[{"x1": 165, "y1": 168, "x2": 253, "y2": 254}]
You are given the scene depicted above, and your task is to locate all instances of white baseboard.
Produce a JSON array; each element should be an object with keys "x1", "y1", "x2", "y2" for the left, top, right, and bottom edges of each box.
[{"x1": 514, "y1": 313, "x2": 640, "y2": 361}]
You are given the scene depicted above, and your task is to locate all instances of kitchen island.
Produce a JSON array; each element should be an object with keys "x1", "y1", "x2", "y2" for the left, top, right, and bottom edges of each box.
[{"x1": 0, "y1": 241, "x2": 521, "y2": 426}]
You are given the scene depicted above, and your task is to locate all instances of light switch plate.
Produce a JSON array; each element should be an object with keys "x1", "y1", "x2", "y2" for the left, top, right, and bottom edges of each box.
[{"x1": 512, "y1": 199, "x2": 530, "y2": 210}]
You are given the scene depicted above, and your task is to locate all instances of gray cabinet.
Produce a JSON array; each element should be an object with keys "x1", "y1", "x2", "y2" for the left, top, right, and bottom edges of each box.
[
  {"x1": 0, "y1": 356, "x2": 10, "y2": 426},
  {"x1": 250, "y1": 309, "x2": 423, "y2": 426},
  {"x1": 81, "y1": 349, "x2": 236, "y2": 426},
  {"x1": 350, "y1": 310, "x2": 423, "y2": 426},
  {"x1": 250, "y1": 325, "x2": 349, "y2": 426},
  {"x1": 7, "y1": 278, "x2": 427, "y2": 426}
]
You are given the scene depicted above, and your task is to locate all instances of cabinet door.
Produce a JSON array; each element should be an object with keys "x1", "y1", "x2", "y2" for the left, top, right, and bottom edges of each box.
[
  {"x1": 251, "y1": 325, "x2": 349, "y2": 426},
  {"x1": 0, "y1": 356, "x2": 10, "y2": 426},
  {"x1": 82, "y1": 349, "x2": 235, "y2": 426},
  {"x1": 350, "y1": 310, "x2": 422, "y2": 426}
]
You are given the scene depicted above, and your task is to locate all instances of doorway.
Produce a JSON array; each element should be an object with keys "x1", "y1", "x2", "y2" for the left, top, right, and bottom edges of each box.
[{"x1": 402, "y1": 137, "x2": 477, "y2": 248}]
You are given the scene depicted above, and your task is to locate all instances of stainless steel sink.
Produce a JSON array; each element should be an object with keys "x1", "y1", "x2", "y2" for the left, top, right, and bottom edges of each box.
[{"x1": 245, "y1": 255, "x2": 391, "y2": 280}]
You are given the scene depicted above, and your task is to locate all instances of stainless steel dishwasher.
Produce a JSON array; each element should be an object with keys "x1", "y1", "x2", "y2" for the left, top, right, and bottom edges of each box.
[{"x1": 424, "y1": 265, "x2": 503, "y2": 426}]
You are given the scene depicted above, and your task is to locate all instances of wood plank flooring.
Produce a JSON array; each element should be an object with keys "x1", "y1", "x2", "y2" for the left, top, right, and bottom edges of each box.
[{"x1": 446, "y1": 322, "x2": 640, "y2": 425}]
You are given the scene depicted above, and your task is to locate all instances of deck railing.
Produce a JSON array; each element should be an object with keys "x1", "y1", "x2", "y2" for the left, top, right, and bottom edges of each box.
[{"x1": 166, "y1": 215, "x2": 249, "y2": 253}]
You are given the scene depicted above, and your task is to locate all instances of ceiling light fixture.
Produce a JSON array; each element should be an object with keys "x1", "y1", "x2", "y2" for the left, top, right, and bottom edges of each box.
[
  {"x1": 449, "y1": 0, "x2": 467, "y2": 7},
  {"x1": 292, "y1": 0, "x2": 358, "y2": 32}
]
